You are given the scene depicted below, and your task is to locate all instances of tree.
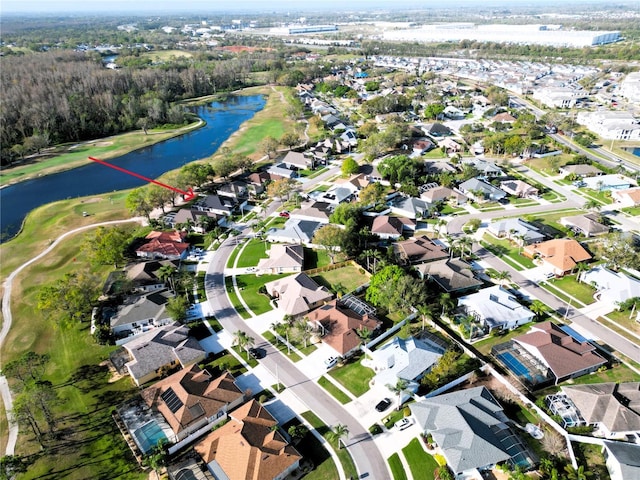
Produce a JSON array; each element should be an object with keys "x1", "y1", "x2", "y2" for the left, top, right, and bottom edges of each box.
[
  {"x1": 358, "y1": 182, "x2": 386, "y2": 208},
  {"x1": 494, "y1": 270, "x2": 511, "y2": 285},
  {"x1": 438, "y1": 292, "x2": 456, "y2": 316},
  {"x1": 574, "y1": 132, "x2": 596, "y2": 148},
  {"x1": 595, "y1": 232, "x2": 640, "y2": 271},
  {"x1": 418, "y1": 304, "x2": 434, "y2": 331},
  {"x1": 541, "y1": 429, "x2": 566, "y2": 457},
  {"x1": 529, "y1": 300, "x2": 549, "y2": 321},
  {"x1": 166, "y1": 295, "x2": 190, "y2": 323},
  {"x1": 213, "y1": 156, "x2": 237, "y2": 180},
  {"x1": 356, "y1": 326, "x2": 373, "y2": 345},
  {"x1": 260, "y1": 136, "x2": 280, "y2": 159},
  {"x1": 126, "y1": 187, "x2": 154, "y2": 220},
  {"x1": 341, "y1": 157, "x2": 360, "y2": 176},
  {"x1": 329, "y1": 203, "x2": 362, "y2": 226},
  {"x1": 0, "y1": 455, "x2": 27, "y2": 479},
  {"x1": 287, "y1": 425, "x2": 308, "y2": 445},
  {"x1": 232, "y1": 330, "x2": 255, "y2": 359},
  {"x1": 424, "y1": 103, "x2": 445, "y2": 120},
  {"x1": 365, "y1": 265, "x2": 405, "y2": 307},
  {"x1": 267, "y1": 177, "x2": 298, "y2": 201},
  {"x1": 82, "y1": 226, "x2": 129, "y2": 268},
  {"x1": 180, "y1": 163, "x2": 215, "y2": 189},
  {"x1": 312, "y1": 225, "x2": 346, "y2": 264},
  {"x1": 157, "y1": 264, "x2": 178, "y2": 291},
  {"x1": 37, "y1": 273, "x2": 99, "y2": 323},
  {"x1": 386, "y1": 378, "x2": 410, "y2": 411},
  {"x1": 328, "y1": 424, "x2": 349, "y2": 449},
  {"x1": 583, "y1": 199, "x2": 601, "y2": 212},
  {"x1": 144, "y1": 439, "x2": 168, "y2": 479},
  {"x1": 564, "y1": 465, "x2": 593, "y2": 480},
  {"x1": 280, "y1": 132, "x2": 300, "y2": 150},
  {"x1": 296, "y1": 319, "x2": 313, "y2": 349}
]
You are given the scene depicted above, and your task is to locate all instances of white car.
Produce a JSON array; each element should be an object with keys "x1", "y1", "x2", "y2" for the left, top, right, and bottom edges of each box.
[
  {"x1": 394, "y1": 418, "x2": 413, "y2": 431},
  {"x1": 324, "y1": 356, "x2": 339, "y2": 368}
]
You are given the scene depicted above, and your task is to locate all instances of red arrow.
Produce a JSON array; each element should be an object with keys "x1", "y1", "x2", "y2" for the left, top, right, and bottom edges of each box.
[{"x1": 88, "y1": 156, "x2": 196, "y2": 202}]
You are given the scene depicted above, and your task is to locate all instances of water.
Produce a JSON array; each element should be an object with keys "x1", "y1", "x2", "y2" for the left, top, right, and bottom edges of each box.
[
  {"x1": 0, "y1": 94, "x2": 265, "y2": 241},
  {"x1": 627, "y1": 147, "x2": 640, "y2": 158}
]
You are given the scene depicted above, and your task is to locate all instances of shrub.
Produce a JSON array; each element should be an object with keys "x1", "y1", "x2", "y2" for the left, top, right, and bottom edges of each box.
[
  {"x1": 403, "y1": 407, "x2": 412, "y2": 417},
  {"x1": 369, "y1": 424, "x2": 383, "y2": 435}
]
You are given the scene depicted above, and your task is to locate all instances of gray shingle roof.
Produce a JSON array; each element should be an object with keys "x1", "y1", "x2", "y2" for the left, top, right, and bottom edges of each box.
[
  {"x1": 411, "y1": 387, "x2": 516, "y2": 474},
  {"x1": 110, "y1": 289, "x2": 173, "y2": 329},
  {"x1": 603, "y1": 440, "x2": 640, "y2": 480}
]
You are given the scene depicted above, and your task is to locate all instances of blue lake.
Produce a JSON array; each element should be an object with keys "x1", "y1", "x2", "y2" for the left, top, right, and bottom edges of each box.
[{"x1": 0, "y1": 94, "x2": 265, "y2": 242}]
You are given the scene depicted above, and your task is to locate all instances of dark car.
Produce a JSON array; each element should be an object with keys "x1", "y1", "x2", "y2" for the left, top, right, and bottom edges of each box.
[
  {"x1": 249, "y1": 348, "x2": 265, "y2": 359},
  {"x1": 375, "y1": 398, "x2": 392, "y2": 412}
]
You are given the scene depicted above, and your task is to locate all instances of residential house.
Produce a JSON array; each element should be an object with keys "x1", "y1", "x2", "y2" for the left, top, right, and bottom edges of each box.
[
  {"x1": 264, "y1": 273, "x2": 333, "y2": 317},
  {"x1": 619, "y1": 71, "x2": 640, "y2": 102},
  {"x1": 510, "y1": 321, "x2": 607, "y2": 384},
  {"x1": 257, "y1": 244, "x2": 304, "y2": 274},
  {"x1": 420, "y1": 185, "x2": 467, "y2": 206},
  {"x1": 136, "y1": 230, "x2": 190, "y2": 260},
  {"x1": 458, "y1": 285, "x2": 535, "y2": 332},
  {"x1": 492, "y1": 112, "x2": 517, "y2": 124},
  {"x1": 389, "y1": 196, "x2": 431, "y2": 219},
  {"x1": 280, "y1": 151, "x2": 315, "y2": 171},
  {"x1": 217, "y1": 181, "x2": 248, "y2": 200},
  {"x1": 361, "y1": 163, "x2": 385, "y2": 183},
  {"x1": 141, "y1": 365, "x2": 244, "y2": 442},
  {"x1": 560, "y1": 213, "x2": 609, "y2": 237},
  {"x1": 462, "y1": 158, "x2": 505, "y2": 178},
  {"x1": 170, "y1": 208, "x2": 216, "y2": 234},
  {"x1": 422, "y1": 122, "x2": 452, "y2": 137},
  {"x1": 443, "y1": 105, "x2": 465, "y2": 119},
  {"x1": 371, "y1": 216, "x2": 405, "y2": 240},
  {"x1": 603, "y1": 441, "x2": 640, "y2": 480},
  {"x1": 123, "y1": 322, "x2": 206, "y2": 386},
  {"x1": 576, "y1": 111, "x2": 640, "y2": 141},
  {"x1": 578, "y1": 267, "x2": 640, "y2": 306},
  {"x1": 316, "y1": 182, "x2": 358, "y2": 205},
  {"x1": 124, "y1": 260, "x2": 179, "y2": 294},
  {"x1": 341, "y1": 128, "x2": 358, "y2": 148},
  {"x1": 416, "y1": 257, "x2": 483, "y2": 293},
  {"x1": 307, "y1": 299, "x2": 382, "y2": 357},
  {"x1": 582, "y1": 174, "x2": 636, "y2": 191},
  {"x1": 559, "y1": 164, "x2": 603, "y2": 177},
  {"x1": 523, "y1": 238, "x2": 592, "y2": 276},
  {"x1": 267, "y1": 163, "x2": 298, "y2": 179},
  {"x1": 321, "y1": 113, "x2": 348, "y2": 132},
  {"x1": 499, "y1": 179, "x2": 539, "y2": 198},
  {"x1": 424, "y1": 161, "x2": 457, "y2": 175},
  {"x1": 437, "y1": 137, "x2": 462, "y2": 154},
  {"x1": 245, "y1": 171, "x2": 270, "y2": 196},
  {"x1": 487, "y1": 218, "x2": 545, "y2": 245},
  {"x1": 265, "y1": 219, "x2": 322, "y2": 245},
  {"x1": 411, "y1": 138, "x2": 435, "y2": 155},
  {"x1": 611, "y1": 187, "x2": 640, "y2": 208},
  {"x1": 194, "y1": 399, "x2": 302, "y2": 480},
  {"x1": 110, "y1": 289, "x2": 174, "y2": 338},
  {"x1": 394, "y1": 235, "x2": 449, "y2": 265},
  {"x1": 411, "y1": 387, "x2": 533, "y2": 477},
  {"x1": 192, "y1": 194, "x2": 235, "y2": 217},
  {"x1": 458, "y1": 178, "x2": 507, "y2": 202},
  {"x1": 556, "y1": 382, "x2": 640, "y2": 438},
  {"x1": 289, "y1": 202, "x2": 331, "y2": 224},
  {"x1": 364, "y1": 335, "x2": 446, "y2": 400},
  {"x1": 533, "y1": 86, "x2": 581, "y2": 108}
]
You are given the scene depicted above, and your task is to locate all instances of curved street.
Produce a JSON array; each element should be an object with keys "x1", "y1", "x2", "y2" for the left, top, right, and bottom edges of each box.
[{"x1": 204, "y1": 231, "x2": 390, "y2": 480}]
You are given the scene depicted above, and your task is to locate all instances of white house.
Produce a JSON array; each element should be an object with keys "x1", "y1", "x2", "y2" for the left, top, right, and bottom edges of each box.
[
  {"x1": 577, "y1": 111, "x2": 640, "y2": 141},
  {"x1": 603, "y1": 441, "x2": 640, "y2": 480},
  {"x1": 458, "y1": 285, "x2": 535, "y2": 332},
  {"x1": 579, "y1": 267, "x2": 640, "y2": 307},
  {"x1": 611, "y1": 187, "x2": 640, "y2": 208}
]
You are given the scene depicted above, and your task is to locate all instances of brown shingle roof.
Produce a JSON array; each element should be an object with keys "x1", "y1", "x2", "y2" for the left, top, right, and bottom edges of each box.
[
  {"x1": 514, "y1": 322, "x2": 606, "y2": 380},
  {"x1": 307, "y1": 300, "x2": 381, "y2": 355},
  {"x1": 194, "y1": 399, "x2": 301, "y2": 480},
  {"x1": 141, "y1": 365, "x2": 244, "y2": 435},
  {"x1": 522, "y1": 239, "x2": 591, "y2": 273},
  {"x1": 394, "y1": 235, "x2": 449, "y2": 264},
  {"x1": 371, "y1": 216, "x2": 404, "y2": 235}
]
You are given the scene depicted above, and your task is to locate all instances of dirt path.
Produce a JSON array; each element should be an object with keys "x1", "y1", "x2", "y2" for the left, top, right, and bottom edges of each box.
[{"x1": 0, "y1": 217, "x2": 142, "y2": 455}]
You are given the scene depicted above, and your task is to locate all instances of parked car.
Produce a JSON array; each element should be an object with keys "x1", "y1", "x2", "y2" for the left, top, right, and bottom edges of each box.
[
  {"x1": 249, "y1": 348, "x2": 265, "y2": 359},
  {"x1": 324, "y1": 356, "x2": 338, "y2": 368},
  {"x1": 375, "y1": 398, "x2": 392, "y2": 412},
  {"x1": 279, "y1": 211, "x2": 290, "y2": 218},
  {"x1": 394, "y1": 417, "x2": 413, "y2": 431}
]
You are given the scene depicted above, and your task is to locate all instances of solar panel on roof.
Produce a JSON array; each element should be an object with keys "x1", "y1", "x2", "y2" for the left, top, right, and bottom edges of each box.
[{"x1": 160, "y1": 387, "x2": 183, "y2": 414}]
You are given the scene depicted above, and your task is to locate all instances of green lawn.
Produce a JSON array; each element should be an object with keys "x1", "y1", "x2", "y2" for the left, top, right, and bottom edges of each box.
[
  {"x1": 546, "y1": 275, "x2": 596, "y2": 305},
  {"x1": 440, "y1": 204, "x2": 466, "y2": 215},
  {"x1": 541, "y1": 190, "x2": 566, "y2": 203},
  {"x1": 388, "y1": 453, "x2": 408, "y2": 480},
  {"x1": 317, "y1": 376, "x2": 352, "y2": 404},
  {"x1": 540, "y1": 281, "x2": 581, "y2": 307},
  {"x1": 224, "y1": 276, "x2": 251, "y2": 319},
  {"x1": 262, "y1": 330, "x2": 302, "y2": 362},
  {"x1": 328, "y1": 355, "x2": 375, "y2": 397},
  {"x1": 301, "y1": 411, "x2": 358, "y2": 480},
  {"x1": 236, "y1": 238, "x2": 269, "y2": 268},
  {"x1": 310, "y1": 184, "x2": 330, "y2": 193},
  {"x1": 481, "y1": 233, "x2": 536, "y2": 270},
  {"x1": 602, "y1": 308, "x2": 640, "y2": 335},
  {"x1": 402, "y1": 438, "x2": 439, "y2": 480},
  {"x1": 582, "y1": 188, "x2": 614, "y2": 205},
  {"x1": 622, "y1": 206, "x2": 640, "y2": 216},
  {"x1": 226, "y1": 244, "x2": 241, "y2": 268},
  {"x1": 474, "y1": 323, "x2": 535, "y2": 356},
  {"x1": 476, "y1": 202, "x2": 504, "y2": 212},
  {"x1": 235, "y1": 273, "x2": 282, "y2": 315},
  {"x1": 304, "y1": 248, "x2": 332, "y2": 270},
  {"x1": 311, "y1": 265, "x2": 369, "y2": 294},
  {"x1": 200, "y1": 349, "x2": 249, "y2": 378}
]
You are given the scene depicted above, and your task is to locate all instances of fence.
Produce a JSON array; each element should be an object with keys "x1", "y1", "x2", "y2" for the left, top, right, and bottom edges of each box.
[
  {"x1": 424, "y1": 371, "x2": 476, "y2": 398},
  {"x1": 303, "y1": 259, "x2": 365, "y2": 276}
]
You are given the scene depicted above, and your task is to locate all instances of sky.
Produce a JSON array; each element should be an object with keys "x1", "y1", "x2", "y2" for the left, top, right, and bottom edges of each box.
[{"x1": 0, "y1": 0, "x2": 612, "y2": 14}]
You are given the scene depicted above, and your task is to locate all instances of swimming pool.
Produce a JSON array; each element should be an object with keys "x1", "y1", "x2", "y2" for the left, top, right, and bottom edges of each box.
[{"x1": 133, "y1": 421, "x2": 168, "y2": 454}]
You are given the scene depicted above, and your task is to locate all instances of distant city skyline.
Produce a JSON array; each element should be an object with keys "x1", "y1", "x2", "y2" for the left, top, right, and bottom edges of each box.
[{"x1": 0, "y1": 0, "x2": 622, "y2": 14}]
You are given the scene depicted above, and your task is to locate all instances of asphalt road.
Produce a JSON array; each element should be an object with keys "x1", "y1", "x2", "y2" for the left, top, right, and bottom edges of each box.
[{"x1": 204, "y1": 234, "x2": 390, "y2": 480}]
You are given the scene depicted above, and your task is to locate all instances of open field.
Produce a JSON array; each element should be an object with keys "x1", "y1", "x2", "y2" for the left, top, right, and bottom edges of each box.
[{"x1": 311, "y1": 264, "x2": 369, "y2": 295}]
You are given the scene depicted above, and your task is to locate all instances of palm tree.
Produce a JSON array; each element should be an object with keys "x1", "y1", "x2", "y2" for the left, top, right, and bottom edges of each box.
[
  {"x1": 583, "y1": 199, "x2": 601, "y2": 212},
  {"x1": 564, "y1": 464, "x2": 593, "y2": 480},
  {"x1": 494, "y1": 270, "x2": 511, "y2": 286},
  {"x1": 435, "y1": 218, "x2": 448, "y2": 239},
  {"x1": 418, "y1": 304, "x2": 434, "y2": 331},
  {"x1": 386, "y1": 378, "x2": 410, "y2": 411},
  {"x1": 457, "y1": 235, "x2": 474, "y2": 261},
  {"x1": 232, "y1": 330, "x2": 255, "y2": 360},
  {"x1": 328, "y1": 423, "x2": 349, "y2": 449},
  {"x1": 157, "y1": 265, "x2": 177, "y2": 291},
  {"x1": 356, "y1": 326, "x2": 373, "y2": 345},
  {"x1": 439, "y1": 293, "x2": 455, "y2": 316},
  {"x1": 529, "y1": 300, "x2": 548, "y2": 321},
  {"x1": 296, "y1": 319, "x2": 313, "y2": 349},
  {"x1": 361, "y1": 249, "x2": 377, "y2": 272}
]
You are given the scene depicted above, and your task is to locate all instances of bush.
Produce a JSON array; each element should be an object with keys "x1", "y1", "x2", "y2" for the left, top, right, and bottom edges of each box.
[{"x1": 403, "y1": 407, "x2": 412, "y2": 417}]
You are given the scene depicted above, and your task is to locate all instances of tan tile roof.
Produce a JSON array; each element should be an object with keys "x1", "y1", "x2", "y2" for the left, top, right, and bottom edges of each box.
[
  {"x1": 371, "y1": 216, "x2": 404, "y2": 235},
  {"x1": 195, "y1": 399, "x2": 301, "y2": 480},
  {"x1": 136, "y1": 230, "x2": 189, "y2": 258},
  {"x1": 522, "y1": 238, "x2": 591, "y2": 273},
  {"x1": 264, "y1": 273, "x2": 333, "y2": 317},
  {"x1": 514, "y1": 322, "x2": 606, "y2": 380},
  {"x1": 257, "y1": 244, "x2": 304, "y2": 271},
  {"x1": 307, "y1": 300, "x2": 381, "y2": 355},
  {"x1": 141, "y1": 365, "x2": 244, "y2": 435}
]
